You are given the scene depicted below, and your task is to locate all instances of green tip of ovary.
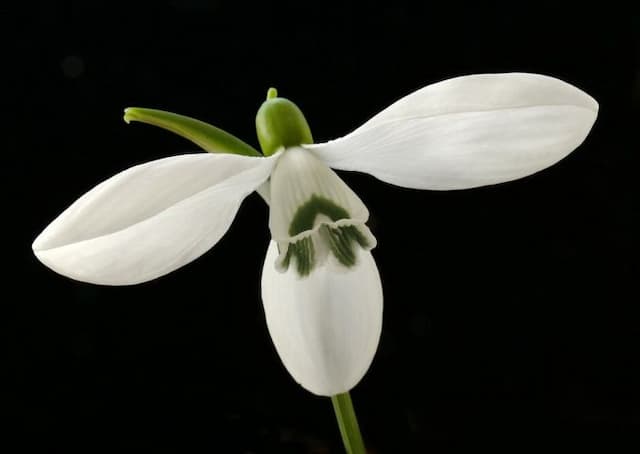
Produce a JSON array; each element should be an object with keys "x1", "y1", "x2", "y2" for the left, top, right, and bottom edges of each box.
[{"x1": 267, "y1": 87, "x2": 278, "y2": 100}]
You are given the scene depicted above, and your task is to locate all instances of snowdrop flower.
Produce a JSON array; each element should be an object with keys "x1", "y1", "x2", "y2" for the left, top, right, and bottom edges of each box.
[{"x1": 32, "y1": 73, "x2": 597, "y2": 397}]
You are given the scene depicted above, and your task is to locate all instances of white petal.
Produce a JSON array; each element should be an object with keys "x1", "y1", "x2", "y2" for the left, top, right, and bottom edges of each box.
[
  {"x1": 33, "y1": 153, "x2": 279, "y2": 285},
  {"x1": 261, "y1": 241, "x2": 383, "y2": 396},
  {"x1": 306, "y1": 73, "x2": 598, "y2": 190}
]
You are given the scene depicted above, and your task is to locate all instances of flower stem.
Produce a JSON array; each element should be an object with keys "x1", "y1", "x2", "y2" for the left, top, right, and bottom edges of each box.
[{"x1": 331, "y1": 392, "x2": 366, "y2": 454}]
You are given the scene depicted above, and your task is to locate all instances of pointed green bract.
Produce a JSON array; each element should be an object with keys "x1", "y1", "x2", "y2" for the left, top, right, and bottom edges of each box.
[{"x1": 124, "y1": 108, "x2": 261, "y2": 157}]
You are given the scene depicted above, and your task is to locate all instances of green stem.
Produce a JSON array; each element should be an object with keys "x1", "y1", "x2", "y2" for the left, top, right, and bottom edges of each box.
[{"x1": 331, "y1": 392, "x2": 366, "y2": 454}]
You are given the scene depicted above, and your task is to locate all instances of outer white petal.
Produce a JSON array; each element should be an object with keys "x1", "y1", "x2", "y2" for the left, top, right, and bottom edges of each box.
[
  {"x1": 261, "y1": 241, "x2": 383, "y2": 396},
  {"x1": 33, "y1": 153, "x2": 280, "y2": 285},
  {"x1": 306, "y1": 73, "x2": 598, "y2": 190}
]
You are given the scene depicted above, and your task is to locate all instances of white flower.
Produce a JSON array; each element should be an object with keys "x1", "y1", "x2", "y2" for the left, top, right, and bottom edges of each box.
[{"x1": 32, "y1": 73, "x2": 597, "y2": 396}]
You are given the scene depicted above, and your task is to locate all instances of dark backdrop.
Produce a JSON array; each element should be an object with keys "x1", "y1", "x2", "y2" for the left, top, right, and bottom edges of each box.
[{"x1": 4, "y1": 1, "x2": 638, "y2": 453}]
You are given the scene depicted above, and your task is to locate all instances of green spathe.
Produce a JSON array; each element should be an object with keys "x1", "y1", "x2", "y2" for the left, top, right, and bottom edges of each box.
[
  {"x1": 256, "y1": 89, "x2": 313, "y2": 156},
  {"x1": 123, "y1": 108, "x2": 261, "y2": 157}
]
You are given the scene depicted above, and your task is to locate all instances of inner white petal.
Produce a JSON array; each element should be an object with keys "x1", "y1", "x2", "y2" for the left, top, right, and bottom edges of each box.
[{"x1": 268, "y1": 147, "x2": 376, "y2": 276}]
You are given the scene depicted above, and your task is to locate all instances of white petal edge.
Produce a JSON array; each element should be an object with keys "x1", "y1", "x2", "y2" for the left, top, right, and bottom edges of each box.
[
  {"x1": 305, "y1": 73, "x2": 598, "y2": 190},
  {"x1": 261, "y1": 240, "x2": 383, "y2": 396},
  {"x1": 33, "y1": 152, "x2": 280, "y2": 285}
]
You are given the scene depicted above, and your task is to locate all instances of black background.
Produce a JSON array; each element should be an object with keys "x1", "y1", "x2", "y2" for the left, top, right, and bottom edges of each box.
[{"x1": 3, "y1": 1, "x2": 638, "y2": 453}]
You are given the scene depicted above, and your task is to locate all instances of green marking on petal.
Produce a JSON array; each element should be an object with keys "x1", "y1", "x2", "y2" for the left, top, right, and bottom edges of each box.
[
  {"x1": 281, "y1": 245, "x2": 292, "y2": 270},
  {"x1": 279, "y1": 194, "x2": 374, "y2": 277},
  {"x1": 123, "y1": 107, "x2": 262, "y2": 157},
  {"x1": 289, "y1": 194, "x2": 351, "y2": 236},
  {"x1": 321, "y1": 226, "x2": 351, "y2": 267},
  {"x1": 343, "y1": 225, "x2": 372, "y2": 249},
  {"x1": 321, "y1": 225, "x2": 372, "y2": 268},
  {"x1": 282, "y1": 226, "x2": 372, "y2": 276},
  {"x1": 304, "y1": 238, "x2": 315, "y2": 275},
  {"x1": 284, "y1": 237, "x2": 315, "y2": 277}
]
